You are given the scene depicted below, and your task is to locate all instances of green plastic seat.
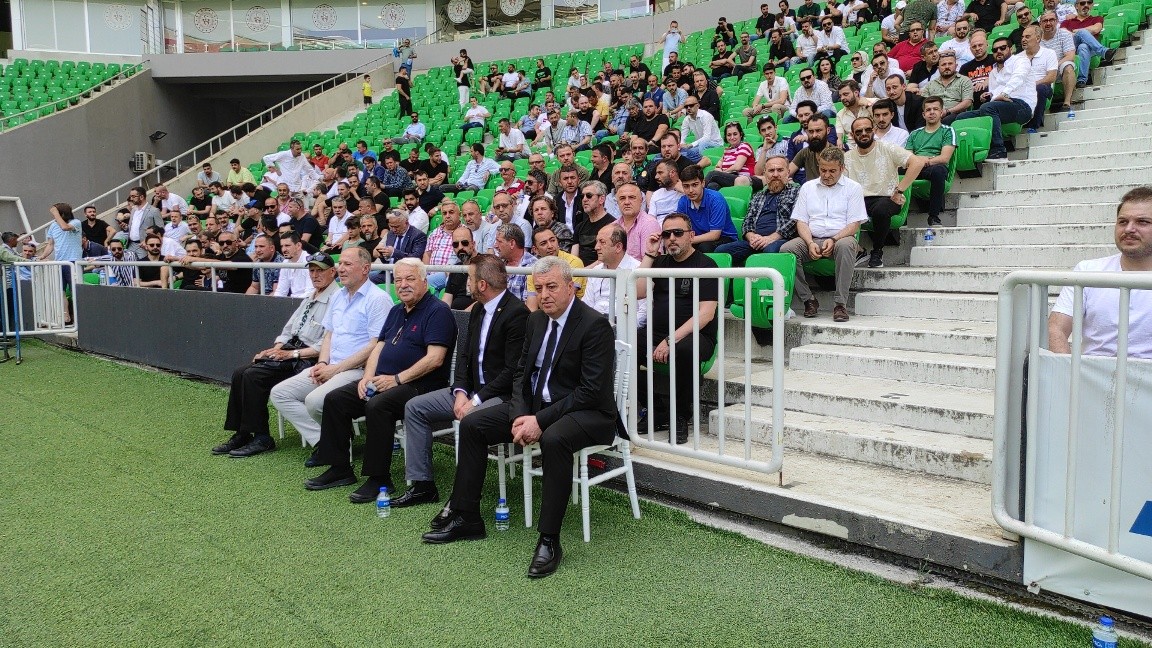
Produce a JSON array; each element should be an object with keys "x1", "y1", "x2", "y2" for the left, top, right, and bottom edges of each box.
[{"x1": 730, "y1": 253, "x2": 796, "y2": 329}]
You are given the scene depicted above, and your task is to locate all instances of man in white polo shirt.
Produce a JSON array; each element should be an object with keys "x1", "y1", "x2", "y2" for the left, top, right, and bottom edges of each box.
[{"x1": 779, "y1": 147, "x2": 868, "y2": 323}]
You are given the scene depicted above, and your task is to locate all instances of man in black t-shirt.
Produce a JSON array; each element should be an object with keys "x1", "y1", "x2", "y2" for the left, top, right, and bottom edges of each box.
[
  {"x1": 441, "y1": 226, "x2": 477, "y2": 311},
  {"x1": 637, "y1": 212, "x2": 719, "y2": 441},
  {"x1": 628, "y1": 55, "x2": 652, "y2": 81},
  {"x1": 753, "y1": 3, "x2": 776, "y2": 39},
  {"x1": 533, "y1": 59, "x2": 552, "y2": 92},
  {"x1": 626, "y1": 98, "x2": 671, "y2": 154}
]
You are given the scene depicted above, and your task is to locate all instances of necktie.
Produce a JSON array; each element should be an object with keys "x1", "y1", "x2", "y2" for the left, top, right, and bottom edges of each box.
[{"x1": 534, "y1": 321, "x2": 559, "y2": 407}]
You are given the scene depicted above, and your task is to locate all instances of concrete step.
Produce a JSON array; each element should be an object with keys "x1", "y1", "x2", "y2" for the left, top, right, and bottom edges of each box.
[
  {"x1": 1026, "y1": 134, "x2": 1152, "y2": 158},
  {"x1": 993, "y1": 165, "x2": 1152, "y2": 191},
  {"x1": 853, "y1": 266, "x2": 1022, "y2": 293},
  {"x1": 704, "y1": 368, "x2": 994, "y2": 438},
  {"x1": 788, "y1": 342, "x2": 996, "y2": 390},
  {"x1": 990, "y1": 151, "x2": 1152, "y2": 175},
  {"x1": 628, "y1": 444, "x2": 1018, "y2": 580},
  {"x1": 957, "y1": 184, "x2": 1143, "y2": 209},
  {"x1": 1074, "y1": 82, "x2": 1152, "y2": 102},
  {"x1": 907, "y1": 223, "x2": 1113, "y2": 247},
  {"x1": 911, "y1": 243, "x2": 1115, "y2": 268},
  {"x1": 956, "y1": 201, "x2": 1118, "y2": 226},
  {"x1": 789, "y1": 314, "x2": 998, "y2": 356},
  {"x1": 708, "y1": 404, "x2": 993, "y2": 482},
  {"x1": 853, "y1": 290, "x2": 1002, "y2": 322}
]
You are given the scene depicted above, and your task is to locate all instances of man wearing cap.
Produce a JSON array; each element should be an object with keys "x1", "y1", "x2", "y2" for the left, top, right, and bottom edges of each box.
[
  {"x1": 212, "y1": 253, "x2": 341, "y2": 458},
  {"x1": 270, "y1": 248, "x2": 392, "y2": 460}
]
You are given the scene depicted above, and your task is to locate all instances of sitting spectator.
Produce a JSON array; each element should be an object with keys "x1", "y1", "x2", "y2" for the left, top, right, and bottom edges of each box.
[
  {"x1": 648, "y1": 159, "x2": 686, "y2": 222},
  {"x1": 767, "y1": 28, "x2": 800, "y2": 69},
  {"x1": 493, "y1": 223, "x2": 538, "y2": 302},
  {"x1": 1048, "y1": 187, "x2": 1152, "y2": 358},
  {"x1": 1038, "y1": 11, "x2": 1077, "y2": 115},
  {"x1": 583, "y1": 224, "x2": 646, "y2": 326},
  {"x1": 890, "y1": 21, "x2": 930, "y2": 70},
  {"x1": 863, "y1": 51, "x2": 905, "y2": 99},
  {"x1": 940, "y1": 17, "x2": 976, "y2": 66},
  {"x1": 676, "y1": 166, "x2": 738, "y2": 252},
  {"x1": 189, "y1": 187, "x2": 213, "y2": 220},
  {"x1": 527, "y1": 227, "x2": 585, "y2": 310},
  {"x1": 872, "y1": 98, "x2": 911, "y2": 146},
  {"x1": 440, "y1": 227, "x2": 479, "y2": 310},
  {"x1": 638, "y1": 212, "x2": 719, "y2": 440},
  {"x1": 680, "y1": 96, "x2": 723, "y2": 161},
  {"x1": 733, "y1": 32, "x2": 759, "y2": 77},
  {"x1": 309, "y1": 144, "x2": 330, "y2": 171},
  {"x1": 816, "y1": 17, "x2": 850, "y2": 61},
  {"x1": 197, "y1": 162, "x2": 222, "y2": 187},
  {"x1": 743, "y1": 64, "x2": 791, "y2": 125},
  {"x1": 689, "y1": 71, "x2": 722, "y2": 122},
  {"x1": 273, "y1": 232, "x2": 311, "y2": 298},
  {"x1": 845, "y1": 116, "x2": 925, "y2": 269},
  {"x1": 784, "y1": 68, "x2": 836, "y2": 122},
  {"x1": 423, "y1": 199, "x2": 461, "y2": 290},
  {"x1": 1009, "y1": 4, "x2": 1036, "y2": 50},
  {"x1": 152, "y1": 184, "x2": 188, "y2": 219},
  {"x1": 412, "y1": 170, "x2": 445, "y2": 215},
  {"x1": 788, "y1": 113, "x2": 834, "y2": 184},
  {"x1": 885, "y1": 74, "x2": 925, "y2": 130},
  {"x1": 85, "y1": 239, "x2": 138, "y2": 286},
  {"x1": 387, "y1": 113, "x2": 426, "y2": 146},
  {"x1": 1018, "y1": 24, "x2": 1058, "y2": 132},
  {"x1": 1062, "y1": 0, "x2": 1117, "y2": 90},
  {"x1": 378, "y1": 155, "x2": 413, "y2": 198},
  {"x1": 441, "y1": 144, "x2": 500, "y2": 194},
  {"x1": 211, "y1": 255, "x2": 338, "y2": 457},
  {"x1": 908, "y1": 42, "x2": 940, "y2": 88},
  {"x1": 753, "y1": 116, "x2": 792, "y2": 175},
  {"x1": 135, "y1": 234, "x2": 170, "y2": 288},
  {"x1": 421, "y1": 148, "x2": 450, "y2": 186},
  {"x1": 369, "y1": 209, "x2": 429, "y2": 284},
  {"x1": 285, "y1": 196, "x2": 320, "y2": 246},
  {"x1": 246, "y1": 234, "x2": 283, "y2": 295},
  {"x1": 556, "y1": 110, "x2": 593, "y2": 152},
  {"x1": 937, "y1": 0, "x2": 967, "y2": 36},
  {"x1": 270, "y1": 249, "x2": 391, "y2": 459},
  {"x1": 717, "y1": 156, "x2": 800, "y2": 265},
  {"x1": 460, "y1": 97, "x2": 491, "y2": 136},
  {"x1": 401, "y1": 190, "x2": 430, "y2": 234},
  {"x1": 922, "y1": 51, "x2": 975, "y2": 122},
  {"x1": 796, "y1": 19, "x2": 821, "y2": 65},
  {"x1": 953, "y1": 35, "x2": 1035, "y2": 159},
  {"x1": 529, "y1": 195, "x2": 576, "y2": 253},
  {"x1": 781, "y1": 147, "x2": 868, "y2": 322},
  {"x1": 836, "y1": 82, "x2": 877, "y2": 150},
  {"x1": 227, "y1": 158, "x2": 256, "y2": 188},
  {"x1": 905, "y1": 96, "x2": 957, "y2": 227},
  {"x1": 551, "y1": 163, "x2": 586, "y2": 233},
  {"x1": 306, "y1": 257, "x2": 456, "y2": 502},
  {"x1": 515, "y1": 169, "x2": 548, "y2": 220},
  {"x1": 495, "y1": 118, "x2": 528, "y2": 161},
  {"x1": 710, "y1": 41, "x2": 737, "y2": 80},
  {"x1": 573, "y1": 181, "x2": 616, "y2": 266},
  {"x1": 706, "y1": 122, "x2": 759, "y2": 192}
]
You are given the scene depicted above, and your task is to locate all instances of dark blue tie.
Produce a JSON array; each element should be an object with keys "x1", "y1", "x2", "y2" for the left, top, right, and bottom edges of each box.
[{"x1": 534, "y1": 320, "x2": 559, "y2": 407}]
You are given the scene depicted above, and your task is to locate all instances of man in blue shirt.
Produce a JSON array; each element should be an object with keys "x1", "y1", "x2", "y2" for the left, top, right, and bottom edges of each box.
[
  {"x1": 41, "y1": 202, "x2": 83, "y2": 323},
  {"x1": 307, "y1": 258, "x2": 458, "y2": 503},
  {"x1": 675, "y1": 166, "x2": 738, "y2": 252}
]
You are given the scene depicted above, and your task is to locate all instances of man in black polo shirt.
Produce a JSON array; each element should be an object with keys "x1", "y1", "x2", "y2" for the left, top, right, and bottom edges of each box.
[
  {"x1": 306, "y1": 257, "x2": 458, "y2": 503},
  {"x1": 412, "y1": 169, "x2": 445, "y2": 214},
  {"x1": 644, "y1": 133, "x2": 695, "y2": 193},
  {"x1": 638, "y1": 212, "x2": 719, "y2": 442},
  {"x1": 752, "y1": 3, "x2": 776, "y2": 40},
  {"x1": 626, "y1": 98, "x2": 671, "y2": 155}
]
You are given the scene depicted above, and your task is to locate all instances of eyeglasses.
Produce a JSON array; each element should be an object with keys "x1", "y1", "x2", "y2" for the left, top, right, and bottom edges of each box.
[
  {"x1": 660, "y1": 228, "x2": 687, "y2": 239},
  {"x1": 822, "y1": 22, "x2": 833, "y2": 27},
  {"x1": 581, "y1": 192, "x2": 601, "y2": 199},
  {"x1": 800, "y1": 74, "x2": 814, "y2": 80},
  {"x1": 500, "y1": 167, "x2": 515, "y2": 172},
  {"x1": 452, "y1": 240, "x2": 471, "y2": 248},
  {"x1": 684, "y1": 102, "x2": 699, "y2": 107},
  {"x1": 871, "y1": 62, "x2": 885, "y2": 68},
  {"x1": 219, "y1": 239, "x2": 235, "y2": 245},
  {"x1": 853, "y1": 127, "x2": 874, "y2": 135},
  {"x1": 993, "y1": 44, "x2": 1010, "y2": 51},
  {"x1": 145, "y1": 243, "x2": 161, "y2": 248}
]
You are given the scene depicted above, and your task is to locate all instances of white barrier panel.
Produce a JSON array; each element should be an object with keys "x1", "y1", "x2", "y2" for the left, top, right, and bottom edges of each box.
[
  {"x1": 1025, "y1": 350, "x2": 1152, "y2": 616},
  {"x1": 995, "y1": 270, "x2": 1152, "y2": 616},
  {"x1": 10, "y1": 261, "x2": 78, "y2": 336}
]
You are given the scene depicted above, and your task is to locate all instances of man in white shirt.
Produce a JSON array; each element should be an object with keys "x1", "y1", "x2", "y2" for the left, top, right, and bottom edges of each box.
[
  {"x1": 779, "y1": 147, "x2": 868, "y2": 323},
  {"x1": 680, "y1": 98, "x2": 723, "y2": 156},
  {"x1": 1039, "y1": 11, "x2": 1077, "y2": 114},
  {"x1": 952, "y1": 34, "x2": 1036, "y2": 158},
  {"x1": 153, "y1": 184, "x2": 188, "y2": 217},
  {"x1": 816, "y1": 17, "x2": 850, "y2": 61},
  {"x1": 163, "y1": 210, "x2": 191, "y2": 243},
  {"x1": 743, "y1": 64, "x2": 791, "y2": 124},
  {"x1": 1049, "y1": 187, "x2": 1152, "y2": 359},
  {"x1": 495, "y1": 118, "x2": 528, "y2": 161},
  {"x1": 388, "y1": 113, "x2": 427, "y2": 145},
  {"x1": 273, "y1": 232, "x2": 312, "y2": 298},
  {"x1": 864, "y1": 51, "x2": 906, "y2": 98},
  {"x1": 795, "y1": 19, "x2": 821, "y2": 65},
  {"x1": 583, "y1": 224, "x2": 645, "y2": 328},
  {"x1": 461, "y1": 97, "x2": 491, "y2": 137},
  {"x1": 262, "y1": 139, "x2": 320, "y2": 193},
  {"x1": 786, "y1": 68, "x2": 836, "y2": 121},
  {"x1": 871, "y1": 99, "x2": 910, "y2": 147},
  {"x1": 440, "y1": 143, "x2": 501, "y2": 193},
  {"x1": 500, "y1": 63, "x2": 521, "y2": 99},
  {"x1": 1019, "y1": 22, "x2": 1059, "y2": 131},
  {"x1": 939, "y1": 17, "x2": 975, "y2": 66},
  {"x1": 648, "y1": 160, "x2": 686, "y2": 222}
]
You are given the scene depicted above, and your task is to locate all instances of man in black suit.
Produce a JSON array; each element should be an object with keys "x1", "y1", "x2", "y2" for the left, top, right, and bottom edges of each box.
[
  {"x1": 422, "y1": 256, "x2": 618, "y2": 579},
  {"x1": 369, "y1": 208, "x2": 428, "y2": 283},
  {"x1": 884, "y1": 74, "x2": 925, "y2": 131},
  {"x1": 396, "y1": 255, "x2": 530, "y2": 507}
]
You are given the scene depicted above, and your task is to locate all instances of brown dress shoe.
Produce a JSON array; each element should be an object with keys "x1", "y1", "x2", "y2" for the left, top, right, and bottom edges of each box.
[
  {"x1": 803, "y1": 299, "x2": 819, "y2": 318},
  {"x1": 833, "y1": 303, "x2": 849, "y2": 322}
]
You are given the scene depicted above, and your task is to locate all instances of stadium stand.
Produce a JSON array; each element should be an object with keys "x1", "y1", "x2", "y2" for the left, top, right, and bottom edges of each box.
[{"x1": 0, "y1": 58, "x2": 144, "y2": 130}]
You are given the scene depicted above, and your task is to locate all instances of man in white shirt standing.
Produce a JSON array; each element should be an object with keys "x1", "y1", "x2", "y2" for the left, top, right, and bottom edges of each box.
[
  {"x1": 262, "y1": 139, "x2": 320, "y2": 193},
  {"x1": 743, "y1": 64, "x2": 791, "y2": 124},
  {"x1": 1049, "y1": 187, "x2": 1152, "y2": 359},
  {"x1": 779, "y1": 147, "x2": 868, "y2": 323},
  {"x1": 953, "y1": 34, "x2": 1036, "y2": 158}
]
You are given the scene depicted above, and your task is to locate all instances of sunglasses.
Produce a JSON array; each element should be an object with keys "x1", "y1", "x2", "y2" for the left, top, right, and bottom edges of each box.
[
  {"x1": 1076, "y1": 0, "x2": 1091, "y2": 4},
  {"x1": 800, "y1": 74, "x2": 814, "y2": 80},
  {"x1": 452, "y1": 240, "x2": 471, "y2": 248},
  {"x1": 993, "y1": 44, "x2": 1010, "y2": 51},
  {"x1": 264, "y1": 205, "x2": 278, "y2": 210},
  {"x1": 219, "y1": 239, "x2": 235, "y2": 245},
  {"x1": 307, "y1": 254, "x2": 330, "y2": 263},
  {"x1": 853, "y1": 127, "x2": 874, "y2": 135},
  {"x1": 684, "y1": 102, "x2": 699, "y2": 107},
  {"x1": 660, "y1": 228, "x2": 687, "y2": 239},
  {"x1": 581, "y1": 192, "x2": 601, "y2": 199}
]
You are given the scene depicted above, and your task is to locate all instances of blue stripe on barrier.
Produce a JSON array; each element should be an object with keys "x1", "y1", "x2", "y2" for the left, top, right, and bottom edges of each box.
[{"x1": 1131, "y1": 501, "x2": 1152, "y2": 538}]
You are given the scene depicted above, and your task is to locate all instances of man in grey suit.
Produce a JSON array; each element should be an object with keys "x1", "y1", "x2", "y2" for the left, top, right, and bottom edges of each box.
[
  {"x1": 396, "y1": 254, "x2": 529, "y2": 507},
  {"x1": 126, "y1": 186, "x2": 164, "y2": 257}
]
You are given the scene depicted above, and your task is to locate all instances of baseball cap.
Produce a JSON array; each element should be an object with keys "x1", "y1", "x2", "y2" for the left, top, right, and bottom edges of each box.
[
  {"x1": 305, "y1": 252, "x2": 335, "y2": 270},
  {"x1": 896, "y1": 1, "x2": 907, "y2": 8}
]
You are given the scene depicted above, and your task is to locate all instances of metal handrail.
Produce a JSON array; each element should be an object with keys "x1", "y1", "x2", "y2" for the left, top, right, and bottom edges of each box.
[{"x1": 1, "y1": 62, "x2": 149, "y2": 131}]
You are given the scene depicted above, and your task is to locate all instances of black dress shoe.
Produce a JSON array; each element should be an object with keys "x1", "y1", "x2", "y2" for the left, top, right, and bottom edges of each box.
[
  {"x1": 527, "y1": 535, "x2": 563, "y2": 578},
  {"x1": 429, "y1": 505, "x2": 454, "y2": 531},
  {"x1": 229, "y1": 435, "x2": 275, "y2": 458},
  {"x1": 212, "y1": 433, "x2": 251, "y2": 455},
  {"x1": 349, "y1": 477, "x2": 394, "y2": 504},
  {"x1": 421, "y1": 514, "x2": 486, "y2": 544},
  {"x1": 304, "y1": 466, "x2": 357, "y2": 491},
  {"x1": 303, "y1": 450, "x2": 324, "y2": 468},
  {"x1": 392, "y1": 486, "x2": 440, "y2": 508}
]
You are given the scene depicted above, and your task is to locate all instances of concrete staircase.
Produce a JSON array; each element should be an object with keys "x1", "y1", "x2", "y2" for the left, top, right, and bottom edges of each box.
[{"x1": 629, "y1": 30, "x2": 1150, "y2": 581}]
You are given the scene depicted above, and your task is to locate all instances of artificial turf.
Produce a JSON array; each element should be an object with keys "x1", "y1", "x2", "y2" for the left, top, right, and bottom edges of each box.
[{"x1": 0, "y1": 342, "x2": 1142, "y2": 647}]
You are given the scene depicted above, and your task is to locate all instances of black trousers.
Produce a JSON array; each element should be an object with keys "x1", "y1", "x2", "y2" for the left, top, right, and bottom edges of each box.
[
  {"x1": 315, "y1": 382, "x2": 419, "y2": 481},
  {"x1": 636, "y1": 331, "x2": 717, "y2": 422},
  {"x1": 863, "y1": 195, "x2": 902, "y2": 250},
  {"x1": 224, "y1": 362, "x2": 299, "y2": 438},
  {"x1": 450, "y1": 402, "x2": 613, "y2": 535}
]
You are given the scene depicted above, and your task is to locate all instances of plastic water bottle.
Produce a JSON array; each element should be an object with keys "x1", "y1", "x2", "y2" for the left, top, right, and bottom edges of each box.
[
  {"x1": 923, "y1": 227, "x2": 936, "y2": 245},
  {"x1": 107, "y1": 273, "x2": 118, "y2": 286},
  {"x1": 494, "y1": 498, "x2": 510, "y2": 531},
  {"x1": 364, "y1": 384, "x2": 376, "y2": 400},
  {"x1": 1092, "y1": 616, "x2": 1118, "y2": 648},
  {"x1": 392, "y1": 438, "x2": 402, "y2": 455},
  {"x1": 376, "y1": 487, "x2": 391, "y2": 518}
]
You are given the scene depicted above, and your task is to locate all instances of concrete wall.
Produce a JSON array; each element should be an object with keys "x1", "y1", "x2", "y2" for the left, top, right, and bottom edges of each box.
[{"x1": 148, "y1": 48, "x2": 397, "y2": 82}]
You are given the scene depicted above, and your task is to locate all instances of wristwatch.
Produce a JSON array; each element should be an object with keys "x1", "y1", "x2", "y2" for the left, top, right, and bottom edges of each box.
[{"x1": 292, "y1": 350, "x2": 300, "y2": 359}]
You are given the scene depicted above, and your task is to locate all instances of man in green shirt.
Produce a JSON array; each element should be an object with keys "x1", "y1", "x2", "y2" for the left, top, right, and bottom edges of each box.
[{"x1": 904, "y1": 96, "x2": 957, "y2": 227}]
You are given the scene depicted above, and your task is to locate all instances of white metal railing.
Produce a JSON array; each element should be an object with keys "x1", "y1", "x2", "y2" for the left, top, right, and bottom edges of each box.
[
  {"x1": 74, "y1": 257, "x2": 786, "y2": 474},
  {"x1": 994, "y1": 269, "x2": 1152, "y2": 581},
  {"x1": 7, "y1": 261, "x2": 79, "y2": 336}
]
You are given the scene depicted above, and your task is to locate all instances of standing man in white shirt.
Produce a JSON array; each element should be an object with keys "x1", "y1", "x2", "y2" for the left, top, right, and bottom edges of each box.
[
  {"x1": 270, "y1": 248, "x2": 392, "y2": 460},
  {"x1": 779, "y1": 147, "x2": 869, "y2": 323},
  {"x1": 952, "y1": 34, "x2": 1036, "y2": 158},
  {"x1": 262, "y1": 139, "x2": 320, "y2": 193}
]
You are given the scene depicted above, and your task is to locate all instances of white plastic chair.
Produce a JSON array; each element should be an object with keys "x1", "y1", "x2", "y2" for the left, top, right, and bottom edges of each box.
[{"x1": 520, "y1": 340, "x2": 641, "y2": 542}]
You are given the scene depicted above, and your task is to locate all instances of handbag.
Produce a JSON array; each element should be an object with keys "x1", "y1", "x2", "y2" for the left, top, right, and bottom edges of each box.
[{"x1": 253, "y1": 337, "x2": 313, "y2": 373}]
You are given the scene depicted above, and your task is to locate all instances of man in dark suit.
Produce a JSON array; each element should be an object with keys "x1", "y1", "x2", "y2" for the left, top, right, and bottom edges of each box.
[
  {"x1": 125, "y1": 185, "x2": 164, "y2": 256},
  {"x1": 397, "y1": 254, "x2": 530, "y2": 507},
  {"x1": 369, "y1": 208, "x2": 428, "y2": 283},
  {"x1": 422, "y1": 256, "x2": 618, "y2": 579},
  {"x1": 885, "y1": 74, "x2": 925, "y2": 131}
]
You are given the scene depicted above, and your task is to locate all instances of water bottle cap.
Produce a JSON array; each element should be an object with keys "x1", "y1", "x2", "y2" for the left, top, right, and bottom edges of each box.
[
  {"x1": 498, "y1": 497, "x2": 507, "y2": 504},
  {"x1": 379, "y1": 486, "x2": 388, "y2": 493},
  {"x1": 1100, "y1": 616, "x2": 1114, "y2": 627}
]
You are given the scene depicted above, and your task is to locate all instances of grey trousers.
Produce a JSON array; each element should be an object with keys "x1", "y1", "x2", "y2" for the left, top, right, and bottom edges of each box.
[
  {"x1": 269, "y1": 367, "x2": 363, "y2": 446},
  {"x1": 780, "y1": 236, "x2": 858, "y2": 306},
  {"x1": 402, "y1": 387, "x2": 503, "y2": 482}
]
